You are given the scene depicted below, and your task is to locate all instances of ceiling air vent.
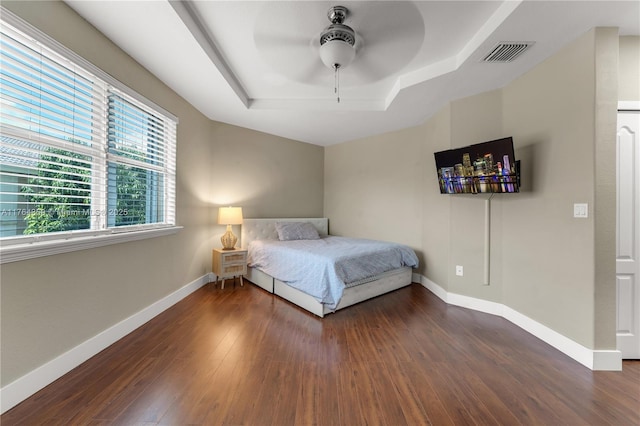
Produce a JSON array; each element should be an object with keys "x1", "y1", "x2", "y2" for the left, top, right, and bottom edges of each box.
[{"x1": 483, "y1": 42, "x2": 534, "y2": 62}]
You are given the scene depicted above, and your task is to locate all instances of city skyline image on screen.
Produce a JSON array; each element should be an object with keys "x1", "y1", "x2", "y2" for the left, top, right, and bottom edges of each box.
[{"x1": 434, "y1": 137, "x2": 520, "y2": 194}]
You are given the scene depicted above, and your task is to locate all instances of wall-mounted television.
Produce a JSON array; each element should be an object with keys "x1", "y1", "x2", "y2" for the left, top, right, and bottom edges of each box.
[{"x1": 434, "y1": 137, "x2": 520, "y2": 194}]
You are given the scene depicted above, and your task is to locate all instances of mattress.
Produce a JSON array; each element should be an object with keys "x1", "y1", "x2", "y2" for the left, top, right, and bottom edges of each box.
[{"x1": 247, "y1": 235, "x2": 419, "y2": 309}]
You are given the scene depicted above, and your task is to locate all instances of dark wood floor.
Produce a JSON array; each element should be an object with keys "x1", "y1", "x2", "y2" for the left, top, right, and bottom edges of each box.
[{"x1": 2, "y1": 282, "x2": 639, "y2": 426}]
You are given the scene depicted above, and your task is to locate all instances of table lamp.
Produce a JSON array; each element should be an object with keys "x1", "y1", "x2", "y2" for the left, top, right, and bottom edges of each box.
[{"x1": 218, "y1": 206, "x2": 243, "y2": 250}]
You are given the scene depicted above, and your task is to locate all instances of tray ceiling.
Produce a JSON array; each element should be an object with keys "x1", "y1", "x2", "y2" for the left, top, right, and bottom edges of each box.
[{"x1": 65, "y1": 1, "x2": 640, "y2": 146}]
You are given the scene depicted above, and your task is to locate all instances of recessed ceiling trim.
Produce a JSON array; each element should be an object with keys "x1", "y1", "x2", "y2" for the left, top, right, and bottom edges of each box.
[
  {"x1": 171, "y1": 0, "x2": 524, "y2": 114},
  {"x1": 386, "y1": 0, "x2": 523, "y2": 110},
  {"x1": 169, "y1": 0, "x2": 250, "y2": 108},
  {"x1": 387, "y1": 56, "x2": 459, "y2": 109},
  {"x1": 457, "y1": 0, "x2": 522, "y2": 64},
  {"x1": 251, "y1": 98, "x2": 386, "y2": 112}
]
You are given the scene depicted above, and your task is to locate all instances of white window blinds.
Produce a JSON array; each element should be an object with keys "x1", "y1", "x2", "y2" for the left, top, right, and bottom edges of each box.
[
  {"x1": 106, "y1": 91, "x2": 176, "y2": 228},
  {"x1": 0, "y1": 15, "x2": 177, "y2": 240}
]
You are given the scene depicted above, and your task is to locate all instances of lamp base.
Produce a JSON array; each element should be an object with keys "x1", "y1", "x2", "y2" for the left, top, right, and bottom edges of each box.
[{"x1": 221, "y1": 225, "x2": 238, "y2": 250}]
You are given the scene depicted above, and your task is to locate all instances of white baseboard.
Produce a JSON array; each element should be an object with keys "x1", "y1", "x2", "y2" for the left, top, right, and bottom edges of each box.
[
  {"x1": 448, "y1": 292, "x2": 504, "y2": 316},
  {"x1": 1, "y1": 272, "x2": 622, "y2": 414},
  {"x1": 417, "y1": 275, "x2": 622, "y2": 371},
  {"x1": 419, "y1": 275, "x2": 448, "y2": 301},
  {"x1": 592, "y1": 350, "x2": 625, "y2": 371},
  {"x1": 0, "y1": 272, "x2": 214, "y2": 414}
]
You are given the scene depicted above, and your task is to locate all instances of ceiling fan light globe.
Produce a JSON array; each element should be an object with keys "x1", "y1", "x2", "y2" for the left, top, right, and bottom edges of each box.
[{"x1": 320, "y1": 39, "x2": 356, "y2": 69}]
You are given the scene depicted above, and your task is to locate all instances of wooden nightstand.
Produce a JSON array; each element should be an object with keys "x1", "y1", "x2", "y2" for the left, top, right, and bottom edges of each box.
[{"x1": 212, "y1": 248, "x2": 247, "y2": 289}]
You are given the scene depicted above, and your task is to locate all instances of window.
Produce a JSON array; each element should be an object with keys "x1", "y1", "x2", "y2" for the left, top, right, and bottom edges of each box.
[
  {"x1": 107, "y1": 93, "x2": 175, "y2": 228},
  {"x1": 0, "y1": 10, "x2": 178, "y2": 259}
]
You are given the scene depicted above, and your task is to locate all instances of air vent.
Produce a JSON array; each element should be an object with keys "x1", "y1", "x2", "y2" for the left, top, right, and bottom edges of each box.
[{"x1": 483, "y1": 42, "x2": 534, "y2": 62}]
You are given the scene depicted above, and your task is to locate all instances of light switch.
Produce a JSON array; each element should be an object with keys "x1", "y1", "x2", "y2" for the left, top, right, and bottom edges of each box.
[{"x1": 573, "y1": 203, "x2": 588, "y2": 218}]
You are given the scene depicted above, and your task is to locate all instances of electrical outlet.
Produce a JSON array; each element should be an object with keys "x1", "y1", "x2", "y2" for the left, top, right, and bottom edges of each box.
[{"x1": 456, "y1": 265, "x2": 464, "y2": 276}]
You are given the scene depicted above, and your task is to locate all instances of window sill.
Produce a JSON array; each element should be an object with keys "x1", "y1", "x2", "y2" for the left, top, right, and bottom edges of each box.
[{"x1": 0, "y1": 226, "x2": 183, "y2": 264}]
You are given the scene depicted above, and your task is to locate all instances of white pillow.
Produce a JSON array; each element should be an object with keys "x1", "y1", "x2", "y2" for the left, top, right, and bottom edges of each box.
[{"x1": 275, "y1": 222, "x2": 320, "y2": 241}]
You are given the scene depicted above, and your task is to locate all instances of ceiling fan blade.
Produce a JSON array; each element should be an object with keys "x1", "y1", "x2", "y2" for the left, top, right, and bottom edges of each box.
[
  {"x1": 350, "y1": 1, "x2": 425, "y2": 44},
  {"x1": 254, "y1": 33, "x2": 320, "y2": 82},
  {"x1": 292, "y1": 56, "x2": 330, "y2": 85},
  {"x1": 347, "y1": 56, "x2": 388, "y2": 84},
  {"x1": 345, "y1": 1, "x2": 426, "y2": 83},
  {"x1": 254, "y1": 32, "x2": 308, "y2": 49}
]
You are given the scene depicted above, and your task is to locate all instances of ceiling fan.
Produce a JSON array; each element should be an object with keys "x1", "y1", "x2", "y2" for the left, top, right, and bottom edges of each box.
[
  {"x1": 253, "y1": 2, "x2": 425, "y2": 100},
  {"x1": 318, "y1": 6, "x2": 356, "y2": 102}
]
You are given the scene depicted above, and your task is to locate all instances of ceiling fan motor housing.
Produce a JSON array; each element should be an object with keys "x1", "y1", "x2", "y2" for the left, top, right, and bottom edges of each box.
[
  {"x1": 320, "y1": 23, "x2": 356, "y2": 47},
  {"x1": 319, "y1": 6, "x2": 356, "y2": 69}
]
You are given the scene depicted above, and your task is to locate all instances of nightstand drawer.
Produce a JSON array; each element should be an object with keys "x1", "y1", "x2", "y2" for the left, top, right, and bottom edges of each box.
[
  {"x1": 221, "y1": 264, "x2": 246, "y2": 275},
  {"x1": 222, "y1": 252, "x2": 246, "y2": 264}
]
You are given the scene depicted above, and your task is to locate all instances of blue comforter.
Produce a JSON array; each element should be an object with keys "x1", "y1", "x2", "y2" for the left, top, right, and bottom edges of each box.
[{"x1": 247, "y1": 236, "x2": 419, "y2": 309}]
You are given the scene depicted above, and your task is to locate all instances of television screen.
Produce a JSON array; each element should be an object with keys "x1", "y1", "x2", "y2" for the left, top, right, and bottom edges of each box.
[{"x1": 434, "y1": 137, "x2": 519, "y2": 194}]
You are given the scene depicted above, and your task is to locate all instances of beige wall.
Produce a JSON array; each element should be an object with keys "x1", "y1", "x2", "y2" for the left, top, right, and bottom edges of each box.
[
  {"x1": 501, "y1": 30, "x2": 598, "y2": 346},
  {"x1": 0, "y1": 1, "x2": 323, "y2": 387},
  {"x1": 421, "y1": 106, "x2": 452, "y2": 288},
  {"x1": 619, "y1": 36, "x2": 640, "y2": 101},
  {"x1": 593, "y1": 28, "x2": 619, "y2": 349},
  {"x1": 448, "y1": 90, "x2": 504, "y2": 302},
  {"x1": 210, "y1": 122, "x2": 324, "y2": 222},
  {"x1": 325, "y1": 28, "x2": 625, "y2": 350},
  {"x1": 324, "y1": 126, "x2": 423, "y2": 248},
  {"x1": 502, "y1": 28, "x2": 618, "y2": 348}
]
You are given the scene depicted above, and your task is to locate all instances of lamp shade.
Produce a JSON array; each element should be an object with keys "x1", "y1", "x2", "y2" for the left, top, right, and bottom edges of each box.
[
  {"x1": 218, "y1": 207, "x2": 243, "y2": 225},
  {"x1": 319, "y1": 39, "x2": 356, "y2": 69}
]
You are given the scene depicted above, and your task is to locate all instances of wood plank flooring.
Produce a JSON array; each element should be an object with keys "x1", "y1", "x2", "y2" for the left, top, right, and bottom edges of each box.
[{"x1": 2, "y1": 282, "x2": 639, "y2": 425}]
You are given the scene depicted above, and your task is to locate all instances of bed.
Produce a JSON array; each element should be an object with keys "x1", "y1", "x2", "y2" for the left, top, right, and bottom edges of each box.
[{"x1": 241, "y1": 218, "x2": 419, "y2": 317}]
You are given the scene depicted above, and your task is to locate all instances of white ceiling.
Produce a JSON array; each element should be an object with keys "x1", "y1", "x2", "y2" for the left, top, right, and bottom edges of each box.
[{"x1": 65, "y1": 0, "x2": 640, "y2": 146}]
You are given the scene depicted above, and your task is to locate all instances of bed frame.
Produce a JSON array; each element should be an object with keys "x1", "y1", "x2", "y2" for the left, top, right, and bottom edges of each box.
[{"x1": 241, "y1": 218, "x2": 413, "y2": 317}]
